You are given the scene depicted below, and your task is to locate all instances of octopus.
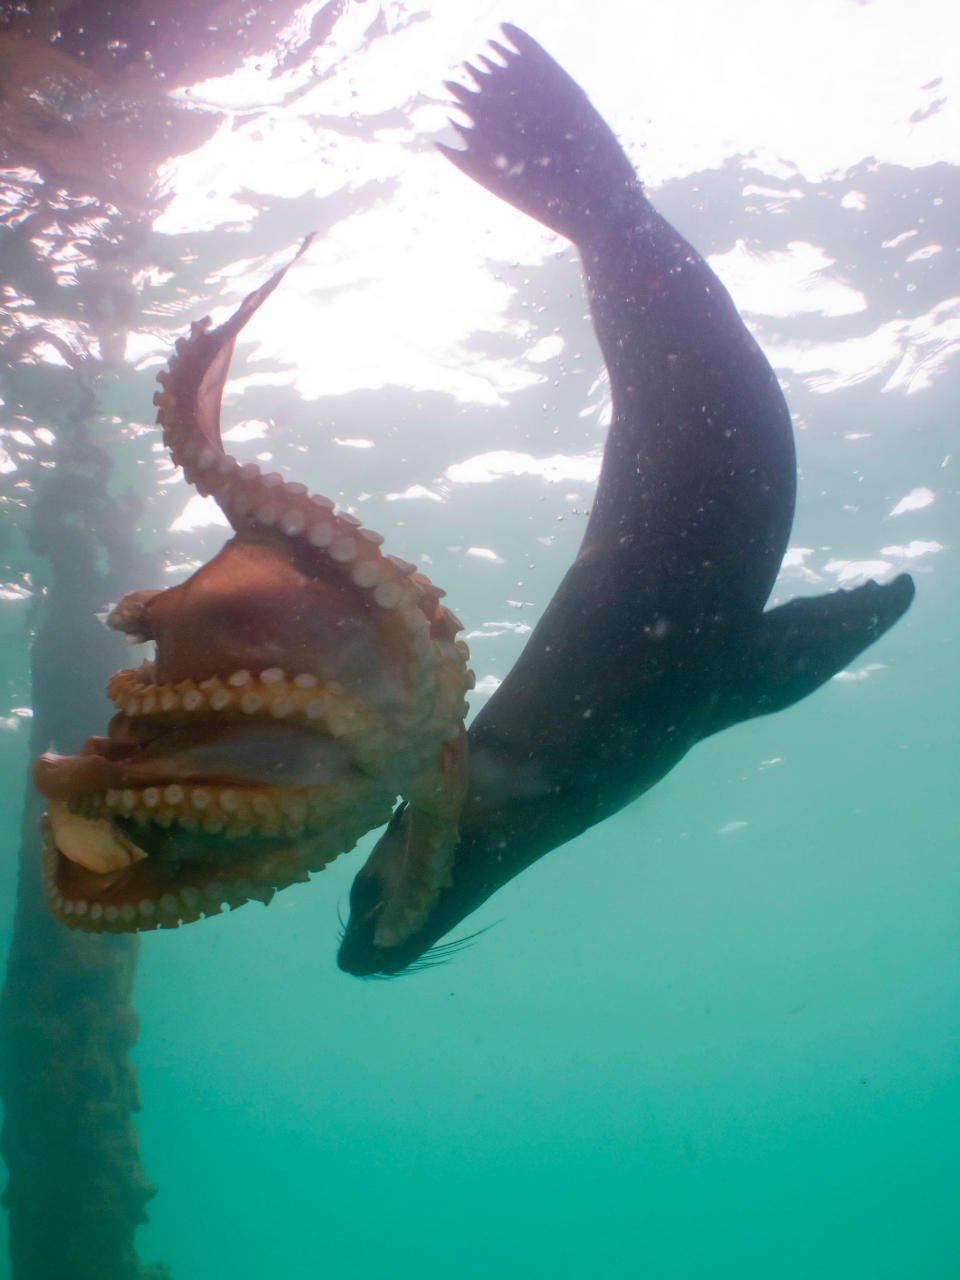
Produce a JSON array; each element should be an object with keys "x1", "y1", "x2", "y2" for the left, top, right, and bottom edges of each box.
[
  {"x1": 33, "y1": 244, "x2": 473, "y2": 948},
  {"x1": 34, "y1": 27, "x2": 915, "y2": 970}
]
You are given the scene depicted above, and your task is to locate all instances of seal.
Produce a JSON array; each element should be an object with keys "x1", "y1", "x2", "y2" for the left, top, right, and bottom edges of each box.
[{"x1": 337, "y1": 24, "x2": 915, "y2": 975}]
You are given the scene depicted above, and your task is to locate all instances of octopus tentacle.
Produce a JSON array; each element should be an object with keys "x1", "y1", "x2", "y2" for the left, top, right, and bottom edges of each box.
[{"x1": 149, "y1": 241, "x2": 462, "y2": 651}]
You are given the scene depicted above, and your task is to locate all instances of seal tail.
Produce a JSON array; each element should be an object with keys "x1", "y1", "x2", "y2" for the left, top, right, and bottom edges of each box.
[
  {"x1": 712, "y1": 573, "x2": 916, "y2": 732},
  {"x1": 437, "y1": 23, "x2": 639, "y2": 244}
]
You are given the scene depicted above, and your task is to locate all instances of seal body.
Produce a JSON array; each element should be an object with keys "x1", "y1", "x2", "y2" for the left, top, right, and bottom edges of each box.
[{"x1": 338, "y1": 25, "x2": 915, "y2": 975}]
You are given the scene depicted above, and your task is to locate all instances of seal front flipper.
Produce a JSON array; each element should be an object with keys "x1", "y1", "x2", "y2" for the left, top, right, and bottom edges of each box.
[{"x1": 712, "y1": 573, "x2": 916, "y2": 732}]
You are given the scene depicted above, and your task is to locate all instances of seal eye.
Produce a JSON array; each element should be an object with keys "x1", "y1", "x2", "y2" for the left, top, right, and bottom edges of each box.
[
  {"x1": 347, "y1": 805, "x2": 409, "y2": 926},
  {"x1": 347, "y1": 870, "x2": 387, "y2": 925}
]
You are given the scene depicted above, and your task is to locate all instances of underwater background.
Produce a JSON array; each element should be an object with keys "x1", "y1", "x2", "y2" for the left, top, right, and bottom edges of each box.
[{"x1": 0, "y1": 1, "x2": 956, "y2": 1277}]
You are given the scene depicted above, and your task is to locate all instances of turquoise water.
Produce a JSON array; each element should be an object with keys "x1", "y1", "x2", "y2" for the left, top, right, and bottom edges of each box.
[{"x1": 1, "y1": 3, "x2": 957, "y2": 1278}]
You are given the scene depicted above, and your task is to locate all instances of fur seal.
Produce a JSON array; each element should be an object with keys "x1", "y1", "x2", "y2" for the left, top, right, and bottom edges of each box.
[{"x1": 337, "y1": 25, "x2": 915, "y2": 975}]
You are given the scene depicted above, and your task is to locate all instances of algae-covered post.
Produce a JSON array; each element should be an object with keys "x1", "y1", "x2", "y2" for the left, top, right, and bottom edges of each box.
[
  {"x1": 0, "y1": 3, "x2": 314, "y2": 1275},
  {"x1": 0, "y1": 394, "x2": 160, "y2": 1277}
]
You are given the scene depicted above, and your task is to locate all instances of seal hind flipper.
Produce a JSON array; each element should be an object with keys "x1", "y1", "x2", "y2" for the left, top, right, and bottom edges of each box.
[
  {"x1": 440, "y1": 24, "x2": 798, "y2": 613},
  {"x1": 438, "y1": 24, "x2": 638, "y2": 243},
  {"x1": 712, "y1": 573, "x2": 917, "y2": 732}
]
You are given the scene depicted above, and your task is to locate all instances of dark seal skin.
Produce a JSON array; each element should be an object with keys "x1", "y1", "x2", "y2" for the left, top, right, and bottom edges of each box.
[{"x1": 337, "y1": 24, "x2": 915, "y2": 976}]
